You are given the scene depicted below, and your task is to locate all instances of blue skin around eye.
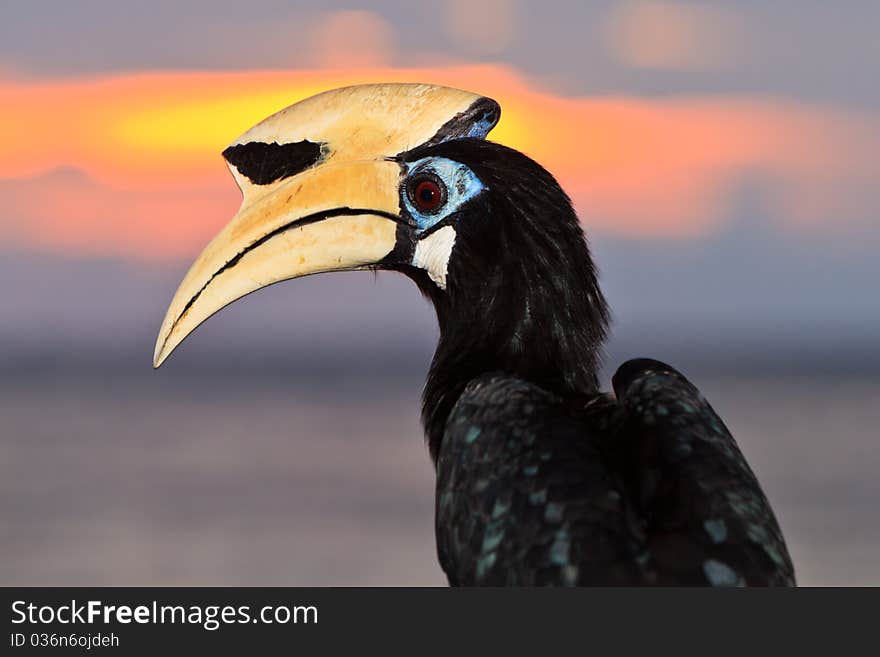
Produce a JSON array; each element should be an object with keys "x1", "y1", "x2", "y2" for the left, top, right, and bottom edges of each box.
[
  {"x1": 464, "y1": 113, "x2": 496, "y2": 139},
  {"x1": 403, "y1": 157, "x2": 485, "y2": 233}
]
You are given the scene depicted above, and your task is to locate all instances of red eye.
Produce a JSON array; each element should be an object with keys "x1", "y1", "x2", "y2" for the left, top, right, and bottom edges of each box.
[
  {"x1": 409, "y1": 175, "x2": 446, "y2": 213},
  {"x1": 415, "y1": 180, "x2": 442, "y2": 210}
]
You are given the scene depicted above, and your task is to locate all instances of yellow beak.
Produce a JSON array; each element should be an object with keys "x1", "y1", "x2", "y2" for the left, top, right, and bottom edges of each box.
[{"x1": 153, "y1": 83, "x2": 498, "y2": 368}]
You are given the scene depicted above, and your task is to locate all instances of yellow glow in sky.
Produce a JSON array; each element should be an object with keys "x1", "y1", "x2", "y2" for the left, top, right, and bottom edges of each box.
[{"x1": 0, "y1": 64, "x2": 876, "y2": 258}]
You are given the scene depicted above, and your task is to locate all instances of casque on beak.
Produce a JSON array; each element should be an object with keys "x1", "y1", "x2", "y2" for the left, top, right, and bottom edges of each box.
[{"x1": 153, "y1": 83, "x2": 499, "y2": 368}]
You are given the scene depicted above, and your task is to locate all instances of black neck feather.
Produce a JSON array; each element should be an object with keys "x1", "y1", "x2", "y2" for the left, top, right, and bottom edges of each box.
[{"x1": 402, "y1": 140, "x2": 610, "y2": 462}]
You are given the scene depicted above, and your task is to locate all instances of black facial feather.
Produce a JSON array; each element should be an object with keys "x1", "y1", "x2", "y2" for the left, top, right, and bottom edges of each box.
[{"x1": 397, "y1": 139, "x2": 610, "y2": 461}]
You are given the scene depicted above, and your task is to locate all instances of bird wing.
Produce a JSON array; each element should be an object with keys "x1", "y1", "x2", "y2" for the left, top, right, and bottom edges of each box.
[
  {"x1": 436, "y1": 373, "x2": 645, "y2": 585},
  {"x1": 435, "y1": 365, "x2": 795, "y2": 586},
  {"x1": 609, "y1": 358, "x2": 795, "y2": 586}
]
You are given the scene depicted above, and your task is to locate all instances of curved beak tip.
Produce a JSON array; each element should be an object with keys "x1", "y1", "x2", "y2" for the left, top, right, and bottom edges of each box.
[{"x1": 152, "y1": 338, "x2": 168, "y2": 369}]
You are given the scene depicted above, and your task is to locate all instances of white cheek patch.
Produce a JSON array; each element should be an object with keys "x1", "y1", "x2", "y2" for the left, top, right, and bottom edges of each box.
[{"x1": 412, "y1": 225, "x2": 457, "y2": 290}]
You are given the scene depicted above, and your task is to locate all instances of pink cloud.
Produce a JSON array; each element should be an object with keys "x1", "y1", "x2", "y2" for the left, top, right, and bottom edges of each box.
[{"x1": 0, "y1": 64, "x2": 877, "y2": 258}]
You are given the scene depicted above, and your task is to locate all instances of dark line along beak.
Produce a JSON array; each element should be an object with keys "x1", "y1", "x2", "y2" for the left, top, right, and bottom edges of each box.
[{"x1": 153, "y1": 159, "x2": 405, "y2": 367}]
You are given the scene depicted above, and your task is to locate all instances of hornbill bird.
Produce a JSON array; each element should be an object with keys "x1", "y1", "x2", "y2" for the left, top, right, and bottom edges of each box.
[{"x1": 154, "y1": 84, "x2": 795, "y2": 586}]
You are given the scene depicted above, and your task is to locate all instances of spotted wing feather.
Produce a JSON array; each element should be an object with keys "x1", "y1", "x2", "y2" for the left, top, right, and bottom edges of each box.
[
  {"x1": 436, "y1": 374, "x2": 644, "y2": 585},
  {"x1": 435, "y1": 363, "x2": 795, "y2": 586},
  {"x1": 610, "y1": 358, "x2": 795, "y2": 586}
]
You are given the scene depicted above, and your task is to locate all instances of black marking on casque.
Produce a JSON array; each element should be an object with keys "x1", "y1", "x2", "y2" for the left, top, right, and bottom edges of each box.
[
  {"x1": 161, "y1": 207, "x2": 409, "y2": 360},
  {"x1": 222, "y1": 140, "x2": 325, "y2": 186},
  {"x1": 421, "y1": 97, "x2": 501, "y2": 149}
]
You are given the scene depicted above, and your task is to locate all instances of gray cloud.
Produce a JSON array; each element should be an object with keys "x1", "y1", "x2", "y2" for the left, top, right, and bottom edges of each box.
[{"x1": 2, "y1": 1, "x2": 878, "y2": 106}]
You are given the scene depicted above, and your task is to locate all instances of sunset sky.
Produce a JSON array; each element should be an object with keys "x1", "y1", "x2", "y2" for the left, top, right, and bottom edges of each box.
[
  {"x1": 1, "y1": 1, "x2": 878, "y2": 366},
  {"x1": 3, "y1": 1, "x2": 880, "y2": 590},
  {"x1": 2, "y1": 0, "x2": 878, "y2": 258}
]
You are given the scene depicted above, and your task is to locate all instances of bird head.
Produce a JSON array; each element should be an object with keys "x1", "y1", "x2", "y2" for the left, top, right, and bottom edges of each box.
[
  {"x1": 153, "y1": 83, "x2": 607, "y2": 414},
  {"x1": 153, "y1": 83, "x2": 498, "y2": 367}
]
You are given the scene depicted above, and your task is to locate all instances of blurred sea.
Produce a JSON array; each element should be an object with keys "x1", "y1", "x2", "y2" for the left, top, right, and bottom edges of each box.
[
  {"x1": 2, "y1": 249, "x2": 878, "y2": 585},
  {"x1": 3, "y1": 369, "x2": 878, "y2": 586}
]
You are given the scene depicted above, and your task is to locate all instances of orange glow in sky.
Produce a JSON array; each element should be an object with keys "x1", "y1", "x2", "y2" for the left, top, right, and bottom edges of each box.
[{"x1": 0, "y1": 64, "x2": 876, "y2": 258}]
